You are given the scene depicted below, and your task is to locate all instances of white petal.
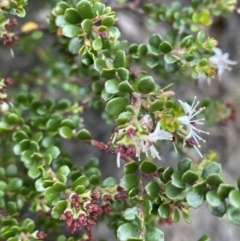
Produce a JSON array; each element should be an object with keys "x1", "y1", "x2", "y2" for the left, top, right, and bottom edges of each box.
[
  {"x1": 178, "y1": 116, "x2": 190, "y2": 125},
  {"x1": 212, "y1": 47, "x2": 223, "y2": 57},
  {"x1": 116, "y1": 152, "x2": 121, "y2": 168},
  {"x1": 209, "y1": 56, "x2": 219, "y2": 65}
]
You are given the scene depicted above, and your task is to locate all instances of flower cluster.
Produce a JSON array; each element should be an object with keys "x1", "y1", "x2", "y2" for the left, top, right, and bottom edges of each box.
[
  {"x1": 60, "y1": 188, "x2": 126, "y2": 237},
  {"x1": 1, "y1": 18, "x2": 19, "y2": 49},
  {"x1": 113, "y1": 119, "x2": 173, "y2": 167},
  {"x1": 178, "y1": 97, "x2": 209, "y2": 158},
  {"x1": 36, "y1": 231, "x2": 47, "y2": 239},
  {"x1": 209, "y1": 47, "x2": 237, "y2": 77}
]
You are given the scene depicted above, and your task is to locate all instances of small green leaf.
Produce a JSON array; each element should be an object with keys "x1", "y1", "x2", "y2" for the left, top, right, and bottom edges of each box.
[
  {"x1": 52, "y1": 200, "x2": 68, "y2": 219},
  {"x1": 52, "y1": 182, "x2": 66, "y2": 192},
  {"x1": 72, "y1": 176, "x2": 90, "y2": 189},
  {"x1": 149, "y1": 34, "x2": 162, "y2": 47},
  {"x1": 172, "y1": 209, "x2": 180, "y2": 222},
  {"x1": 198, "y1": 234, "x2": 211, "y2": 241},
  {"x1": 186, "y1": 188, "x2": 204, "y2": 208},
  {"x1": 202, "y1": 162, "x2": 221, "y2": 179},
  {"x1": 113, "y1": 50, "x2": 126, "y2": 68},
  {"x1": 117, "y1": 223, "x2": 139, "y2": 241},
  {"x1": 69, "y1": 37, "x2": 83, "y2": 54},
  {"x1": 6, "y1": 201, "x2": 17, "y2": 215},
  {"x1": 105, "y1": 79, "x2": 119, "y2": 94},
  {"x1": 102, "y1": 177, "x2": 116, "y2": 187},
  {"x1": 45, "y1": 146, "x2": 60, "y2": 159},
  {"x1": 124, "y1": 207, "x2": 139, "y2": 220},
  {"x1": 158, "y1": 203, "x2": 170, "y2": 219},
  {"x1": 159, "y1": 41, "x2": 172, "y2": 53},
  {"x1": 165, "y1": 183, "x2": 182, "y2": 199},
  {"x1": 76, "y1": 129, "x2": 92, "y2": 140},
  {"x1": 101, "y1": 69, "x2": 116, "y2": 79},
  {"x1": 77, "y1": 0, "x2": 94, "y2": 19},
  {"x1": 208, "y1": 201, "x2": 226, "y2": 217},
  {"x1": 217, "y1": 183, "x2": 235, "y2": 200},
  {"x1": 148, "y1": 100, "x2": 164, "y2": 113},
  {"x1": 62, "y1": 24, "x2": 81, "y2": 38},
  {"x1": 145, "y1": 227, "x2": 164, "y2": 241},
  {"x1": 143, "y1": 200, "x2": 152, "y2": 217},
  {"x1": 138, "y1": 44, "x2": 148, "y2": 56},
  {"x1": 117, "y1": 68, "x2": 129, "y2": 81},
  {"x1": 64, "y1": 8, "x2": 81, "y2": 24},
  {"x1": 120, "y1": 174, "x2": 138, "y2": 191},
  {"x1": 163, "y1": 166, "x2": 174, "y2": 182},
  {"x1": 45, "y1": 187, "x2": 59, "y2": 204},
  {"x1": 206, "y1": 173, "x2": 224, "y2": 187},
  {"x1": 164, "y1": 53, "x2": 179, "y2": 64},
  {"x1": 81, "y1": 19, "x2": 92, "y2": 34},
  {"x1": 146, "y1": 57, "x2": 159, "y2": 68},
  {"x1": 193, "y1": 180, "x2": 206, "y2": 193},
  {"x1": 227, "y1": 205, "x2": 240, "y2": 225},
  {"x1": 59, "y1": 126, "x2": 73, "y2": 139},
  {"x1": 140, "y1": 161, "x2": 157, "y2": 174},
  {"x1": 118, "y1": 81, "x2": 134, "y2": 93},
  {"x1": 102, "y1": 16, "x2": 115, "y2": 27},
  {"x1": 229, "y1": 190, "x2": 240, "y2": 209},
  {"x1": 171, "y1": 172, "x2": 185, "y2": 188},
  {"x1": 28, "y1": 163, "x2": 41, "y2": 179},
  {"x1": 56, "y1": 15, "x2": 69, "y2": 28},
  {"x1": 92, "y1": 38, "x2": 103, "y2": 51},
  {"x1": 182, "y1": 170, "x2": 198, "y2": 183},
  {"x1": 8, "y1": 178, "x2": 23, "y2": 191},
  {"x1": 237, "y1": 176, "x2": 240, "y2": 191},
  {"x1": 145, "y1": 181, "x2": 159, "y2": 197},
  {"x1": 106, "y1": 97, "x2": 129, "y2": 116},
  {"x1": 206, "y1": 190, "x2": 222, "y2": 207},
  {"x1": 94, "y1": 58, "x2": 107, "y2": 72},
  {"x1": 136, "y1": 76, "x2": 155, "y2": 94},
  {"x1": 124, "y1": 162, "x2": 139, "y2": 174},
  {"x1": 12, "y1": 131, "x2": 28, "y2": 142}
]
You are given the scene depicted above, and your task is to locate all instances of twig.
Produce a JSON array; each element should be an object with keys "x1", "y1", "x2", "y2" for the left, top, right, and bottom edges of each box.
[{"x1": 83, "y1": 139, "x2": 134, "y2": 163}]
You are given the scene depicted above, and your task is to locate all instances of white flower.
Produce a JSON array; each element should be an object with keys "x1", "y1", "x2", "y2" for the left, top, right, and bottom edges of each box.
[
  {"x1": 178, "y1": 97, "x2": 209, "y2": 157},
  {"x1": 0, "y1": 102, "x2": 9, "y2": 112},
  {"x1": 209, "y1": 47, "x2": 237, "y2": 76},
  {"x1": 195, "y1": 72, "x2": 212, "y2": 88},
  {"x1": 134, "y1": 122, "x2": 173, "y2": 161}
]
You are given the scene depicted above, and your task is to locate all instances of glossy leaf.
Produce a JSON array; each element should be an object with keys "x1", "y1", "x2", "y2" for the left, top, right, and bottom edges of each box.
[
  {"x1": 145, "y1": 181, "x2": 159, "y2": 197},
  {"x1": 140, "y1": 161, "x2": 157, "y2": 174},
  {"x1": 145, "y1": 227, "x2": 164, "y2": 241},
  {"x1": 229, "y1": 190, "x2": 240, "y2": 209},
  {"x1": 136, "y1": 76, "x2": 155, "y2": 94},
  {"x1": 62, "y1": 24, "x2": 81, "y2": 38},
  {"x1": 77, "y1": 0, "x2": 94, "y2": 19},
  {"x1": 206, "y1": 190, "x2": 222, "y2": 207},
  {"x1": 64, "y1": 8, "x2": 81, "y2": 24},
  {"x1": 117, "y1": 223, "x2": 139, "y2": 241},
  {"x1": 186, "y1": 188, "x2": 204, "y2": 208},
  {"x1": 106, "y1": 97, "x2": 129, "y2": 116},
  {"x1": 202, "y1": 162, "x2": 221, "y2": 179},
  {"x1": 120, "y1": 174, "x2": 138, "y2": 191},
  {"x1": 124, "y1": 162, "x2": 139, "y2": 174},
  {"x1": 208, "y1": 201, "x2": 226, "y2": 217}
]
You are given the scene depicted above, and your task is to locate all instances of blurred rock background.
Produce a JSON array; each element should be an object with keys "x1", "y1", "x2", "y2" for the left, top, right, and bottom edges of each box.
[{"x1": 1, "y1": 0, "x2": 240, "y2": 240}]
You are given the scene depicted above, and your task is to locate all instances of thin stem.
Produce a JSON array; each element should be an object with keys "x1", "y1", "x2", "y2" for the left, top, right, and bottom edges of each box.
[{"x1": 83, "y1": 139, "x2": 134, "y2": 163}]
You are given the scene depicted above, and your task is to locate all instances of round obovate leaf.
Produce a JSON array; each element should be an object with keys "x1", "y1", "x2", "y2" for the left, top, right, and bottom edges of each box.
[
  {"x1": 140, "y1": 161, "x2": 157, "y2": 174},
  {"x1": 106, "y1": 97, "x2": 129, "y2": 116},
  {"x1": 117, "y1": 223, "x2": 139, "y2": 241},
  {"x1": 145, "y1": 227, "x2": 164, "y2": 241},
  {"x1": 227, "y1": 205, "x2": 240, "y2": 225},
  {"x1": 136, "y1": 76, "x2": 155, "y2": 94},
  {"x1": 229, "y1": 190, "x2": 240, "y2": 209},
  {"x1": 206, "y1": 190, "x2": 222, "y2": 207}
]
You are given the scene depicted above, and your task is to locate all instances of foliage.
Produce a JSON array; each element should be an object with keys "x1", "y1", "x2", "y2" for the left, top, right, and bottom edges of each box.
[{"x1": 0, "y1": 0, "x2": 239, "y2": 240}]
